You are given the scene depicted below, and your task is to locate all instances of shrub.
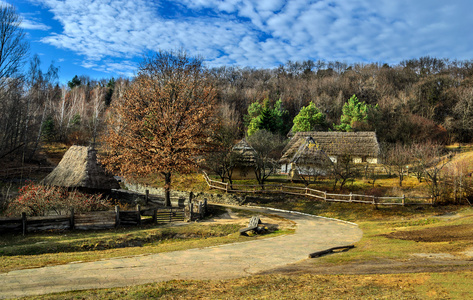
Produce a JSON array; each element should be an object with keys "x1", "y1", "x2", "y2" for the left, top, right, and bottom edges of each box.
[{"x1": 5, "y1": 182, "x2": 111, "y2": 216}]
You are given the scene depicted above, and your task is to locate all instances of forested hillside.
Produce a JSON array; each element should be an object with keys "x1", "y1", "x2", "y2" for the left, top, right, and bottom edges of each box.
[
  {"x1": 212, "y1": 57, "x2": 473, "y2": 144},
  {"x1": 3, "y1": 56, "x2": 473, "y2": 164}
]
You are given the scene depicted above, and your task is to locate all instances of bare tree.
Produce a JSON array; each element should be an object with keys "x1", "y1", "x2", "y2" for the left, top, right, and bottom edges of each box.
[
  {"x1": 411, "y1": 142, "x2": 450, "y2": 203},
  {"x1": 205, "y1": 102, "x2": 242, "y2": 185},
  {"x1": 383, "y1": 143, "x2": 411, "y2": 187},
  {"x1": 0, "y1": 4, "x2": 28, "y2": 87},
  {"x1": 247, "y1": 130, "x2": 285, "y2": 188},
  {"x1": 0, "y1": 4, "x2": 29, "y2": 159}
]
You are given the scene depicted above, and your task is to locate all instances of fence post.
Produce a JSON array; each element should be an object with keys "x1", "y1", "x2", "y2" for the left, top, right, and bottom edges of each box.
[
  {"x1": 145, "y1": 190, "x2": 149, "y2": 205},
  {"x1": 22, "y1": 212, "x2": 27, "y2": 236},
  {"x1": 115, "y1": 205, "x2": 120, "y2": 227},
  {"x1": 350, "y1": 193, "x2": 353, "y2": 202},
  {"x1": 324, "y1": 191, "x2": 327, "y2": 201},
  {"x1": 189, "y1": 191, "x2": 194, "y2": 206},
  {"x1": 190, "y1": 202, "x2": 194, "y2": 221},
  {"x1": 203, "y1": 198, "x2": 207, "y2": 215},
  {"x1": 70, "y1": 208, "x2": 75, "y2": 230},
  {"x1": 305, "y1": 187, "x2": 308, "y2": 195},
  {"x1": 280, "y1": 183, "x2": 283, "y2": 192},
  {"x1": 136, "y1": 204, "x2": 141, "y2": 225},
  {"x1": 402, "y1": 195, "x2": 405, "y2": 206},
  {"x1": 152, "y1": 209, "x2": 157, "y2": 224},
  {"x1": 199, "y1": 201, "x2": 203, "y2": 219}
]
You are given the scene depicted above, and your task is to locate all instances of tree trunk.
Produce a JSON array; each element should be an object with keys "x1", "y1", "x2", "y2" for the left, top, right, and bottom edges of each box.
[{"x1": 164, "y1": 172, "x2": 171, "y2": 207}]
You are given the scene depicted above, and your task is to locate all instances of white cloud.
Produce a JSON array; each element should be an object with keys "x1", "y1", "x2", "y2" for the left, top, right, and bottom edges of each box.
[
  {"x1": 31, "y1": 0, "x2": 473, "y2": 75},
  {"x1": 20, "y1": 18, "x2": 51, "y2": 30}
]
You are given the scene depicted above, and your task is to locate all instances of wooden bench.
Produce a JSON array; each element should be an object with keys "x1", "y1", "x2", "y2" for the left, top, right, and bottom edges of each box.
[{"x1": 239, "y1": 216, "x2": 263, "y2": 236}]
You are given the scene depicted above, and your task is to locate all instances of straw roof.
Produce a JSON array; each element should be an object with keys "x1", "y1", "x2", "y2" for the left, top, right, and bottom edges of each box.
[
  {"x1": 232, "y1": 139, "x2": 257, "y2": 166},
  {"x1": 280, "y1": 131, "x2": 379, "y2": 164},
  {"x1": 43, "y1": 145, "x2": 120, "y2": 190},
  {"x1": 290, "y1": 137, "x2": 332, "y2": 167}
]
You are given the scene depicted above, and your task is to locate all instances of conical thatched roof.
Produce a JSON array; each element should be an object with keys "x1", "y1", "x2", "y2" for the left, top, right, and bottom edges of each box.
[
  {"x1": 232, "y1": 139, "x2": 257, "y2": 166},
  {"x1": 43, "y1": 145, "x2": 120, "y2": 190},
  {"x1": 280, "y1": 131, "x2": 379, "y2": 164}
]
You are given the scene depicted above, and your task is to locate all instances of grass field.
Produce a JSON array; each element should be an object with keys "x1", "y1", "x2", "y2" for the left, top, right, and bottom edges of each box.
[{"x1": 10, "y1": 202, "x2": 473, "y2": 299}]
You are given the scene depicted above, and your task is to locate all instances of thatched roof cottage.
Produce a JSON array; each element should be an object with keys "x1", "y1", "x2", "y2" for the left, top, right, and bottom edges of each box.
[
  {"x1": 279, "y1": 131, "x2": 380, "y2": 180},
  {"x1": 43, "y1": 145, "x2": 120, "y2": 191}
]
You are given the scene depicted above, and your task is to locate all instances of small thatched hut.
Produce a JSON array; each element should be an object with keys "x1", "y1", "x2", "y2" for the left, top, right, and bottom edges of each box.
[
  {"x1": 43, "y1": 145, "x2": 120, "y2": 192},
  {"x1": 280, "y1": 131, "x2": 380, "y2": 180},
  {"x1": 231, "y1": 139, "x2": 257, "y2": 179}
]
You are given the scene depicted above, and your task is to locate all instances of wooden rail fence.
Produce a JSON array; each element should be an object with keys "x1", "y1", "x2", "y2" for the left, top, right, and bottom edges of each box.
[
  {"x1": 202, "y1": 171, "x2": 433, "y2": 206},
  {"x1": 0, "y1": 167, "x2": 55, "y2": 179},
  {"x1": 0, "y1": 200, "x2": 208, "y2": 235}
]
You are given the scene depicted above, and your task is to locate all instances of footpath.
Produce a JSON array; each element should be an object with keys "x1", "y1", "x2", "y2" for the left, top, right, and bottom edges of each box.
[{"x1": 0, "y1": 206, "x2": 362, "y2": 299}]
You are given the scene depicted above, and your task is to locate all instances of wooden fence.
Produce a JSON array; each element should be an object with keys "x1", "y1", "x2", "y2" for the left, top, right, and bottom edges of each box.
[
  {"x1": 0, "y1": 200, "x2": 208, "y2": 235},
  {"x1": 202, "y1": 172, "x2": 433, "y2": 206},
  {"x1": 0, "y1": 166, "x2": 55, "y2": 179}
]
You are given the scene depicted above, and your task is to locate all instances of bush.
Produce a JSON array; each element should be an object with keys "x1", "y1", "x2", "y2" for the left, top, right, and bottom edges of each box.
[{"x1": 5, "y1": 182, "x2": 112, "y2": 216}]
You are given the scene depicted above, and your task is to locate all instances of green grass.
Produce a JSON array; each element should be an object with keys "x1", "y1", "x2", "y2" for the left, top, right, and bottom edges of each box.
[
  {"x1": 9, "y1": 202, "x2": 473, "y2": 299},
  {"x1": 25, "y1": 272, "x2": 473, "y2": 299}
]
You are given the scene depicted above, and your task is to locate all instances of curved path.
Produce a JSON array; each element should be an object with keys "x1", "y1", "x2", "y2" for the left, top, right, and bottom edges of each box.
[{"x1": 0, "y1": 206, "x2": 362, "y2": 299}]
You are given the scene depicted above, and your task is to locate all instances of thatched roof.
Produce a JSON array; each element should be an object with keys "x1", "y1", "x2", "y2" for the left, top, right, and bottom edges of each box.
[
  {"x1": 43, "y1": 145, "x2": 120, "y2": 190},
  {"x1": 280, "y1": 131, "x2": 379, "y2": 164},
  {"x1": 232, "y1": 139, "x2": 257, "y2": 166},
  {"x1": 290, "y1": 137, "x2": 332, "y2": 167}
]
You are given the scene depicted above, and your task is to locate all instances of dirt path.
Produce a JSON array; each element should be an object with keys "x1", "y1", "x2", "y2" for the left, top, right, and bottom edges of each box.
[{"x1": 0, "y1": 206, "x2": 362, "y2": 299}]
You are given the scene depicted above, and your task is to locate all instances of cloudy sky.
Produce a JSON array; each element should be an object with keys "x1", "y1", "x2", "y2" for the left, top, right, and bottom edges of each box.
[{"x1": 10, "y1": 0, "x2": 473, "y2": 83}]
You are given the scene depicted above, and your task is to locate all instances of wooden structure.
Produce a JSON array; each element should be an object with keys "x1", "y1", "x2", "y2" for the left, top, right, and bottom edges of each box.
[
  {"x1": 279, "y1": 131, "x2": 380, "y2": 180},
  {"x1": 203, "y1": 171, "x2": 433, "y2": 206},
  {"x1": 0, "y1": 200, "x2": 209, "y2": 235},
  {"x1": 239, "y1": 216, "x2": 263, "y2": 235},
  {"x1": 231, "y1": 139, "x2": 258, "y2": 179},
  {"x1": 42, "y1": 145, "x2": 120, "y2": 192}
]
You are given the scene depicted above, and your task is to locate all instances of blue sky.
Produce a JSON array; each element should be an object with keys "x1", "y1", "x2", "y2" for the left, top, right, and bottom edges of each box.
[{"x1": 9, "y1": 0, "x2": 473, "y2": 83}]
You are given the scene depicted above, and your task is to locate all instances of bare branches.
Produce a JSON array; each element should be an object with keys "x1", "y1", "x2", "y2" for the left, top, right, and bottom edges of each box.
[{"x1": 0, "y1": 5, "x2": 28, "y2": 87}]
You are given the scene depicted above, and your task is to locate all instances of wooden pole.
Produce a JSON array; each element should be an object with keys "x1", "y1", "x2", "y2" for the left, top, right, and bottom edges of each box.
[
  {"x1": 145, "y1": 190, "x2": 149, "y2": 205},
  {"x1": 70, "y1": 208, "x2": 75, "y2": 230},
  {"x1": 136, "y1": 204, "x2": 141, "y2": 225},
  {"x1": 190, "y1": 203, "x2": 194, "y2": 221},
  {"x1": 402, "y1": 195, "x2": 405, "y2": 206},
  {"x1": 152, "y1": 209, "x2": 157, "y2": 224},
  {"x1": 115, "y1": 205, "x2": 120, "y2": 227},
  {"x1": 22, "y1": 212, "x2": 27, "y2": 236}
]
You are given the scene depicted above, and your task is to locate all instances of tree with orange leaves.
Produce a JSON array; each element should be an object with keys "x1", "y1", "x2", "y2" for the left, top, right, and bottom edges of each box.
[{"x1": 101, "y1": 51, "x2": 217, "y2": 206}]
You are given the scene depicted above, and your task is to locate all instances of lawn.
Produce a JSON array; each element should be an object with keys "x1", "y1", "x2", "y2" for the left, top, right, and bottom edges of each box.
[{"x1": 13, "y1": 201, "x2": 473, "y2": 299}]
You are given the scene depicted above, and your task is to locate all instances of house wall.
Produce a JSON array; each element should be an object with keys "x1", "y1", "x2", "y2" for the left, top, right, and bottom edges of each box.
[{"x1": 232, "y1": 166, "x2": 257, "y2": 179}]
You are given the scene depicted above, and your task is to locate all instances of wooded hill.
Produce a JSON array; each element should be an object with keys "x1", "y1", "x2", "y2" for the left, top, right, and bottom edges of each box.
[{"x1": 2, "y1": 56, "x2": 473, "y2": 163}]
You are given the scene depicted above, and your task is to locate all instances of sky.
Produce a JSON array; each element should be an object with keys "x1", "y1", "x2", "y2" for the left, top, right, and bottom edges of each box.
[{"x1": 8, "y1": 0, "x2": 473, "y2": 83}]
